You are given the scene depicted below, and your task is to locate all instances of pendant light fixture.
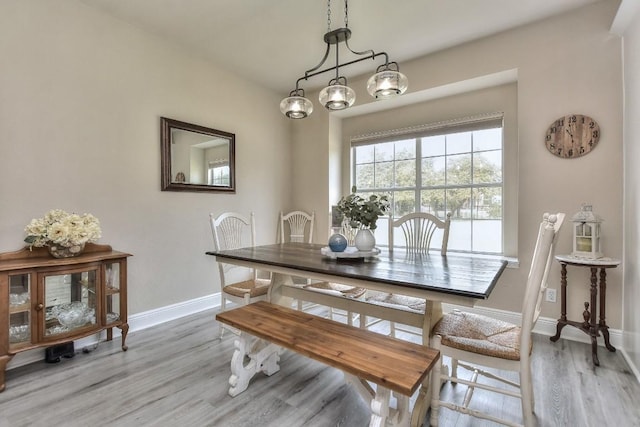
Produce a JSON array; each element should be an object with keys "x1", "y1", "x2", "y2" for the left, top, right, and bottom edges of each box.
[{"x1": 280, "y1": 0, "x2": 408, "y2": 119}]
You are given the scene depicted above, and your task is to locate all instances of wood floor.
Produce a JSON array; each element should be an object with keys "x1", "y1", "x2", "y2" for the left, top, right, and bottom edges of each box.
[{"x1": 1, "y1": 307, "x2": 639, "y2": 427}]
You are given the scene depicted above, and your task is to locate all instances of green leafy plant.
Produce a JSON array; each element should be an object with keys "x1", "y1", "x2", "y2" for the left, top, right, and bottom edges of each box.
[{"x1": 336, "y1": 186, "x2": 390, "y2": 230}]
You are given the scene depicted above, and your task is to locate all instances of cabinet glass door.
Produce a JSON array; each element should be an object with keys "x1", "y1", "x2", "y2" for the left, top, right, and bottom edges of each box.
[
  {"x1": 9, "y1": 273, "x2": 31, "y2": 347},
  {"x1": 105, "y1": 262, "x2": 121, "y2": 324},
  {"x1": 44, "y1": 268, "x2": 98, "y2": 337}
]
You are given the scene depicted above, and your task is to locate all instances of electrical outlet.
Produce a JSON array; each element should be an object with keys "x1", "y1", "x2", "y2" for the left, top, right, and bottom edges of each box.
[{"x1": 545, "y1": 288, "x2": 557, "y2": 303}]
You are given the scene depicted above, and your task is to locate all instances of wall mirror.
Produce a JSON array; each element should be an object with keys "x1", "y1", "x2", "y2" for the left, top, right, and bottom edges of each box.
[{"x1": 161, "y1": 117, "x2": 235, "y2": 193}]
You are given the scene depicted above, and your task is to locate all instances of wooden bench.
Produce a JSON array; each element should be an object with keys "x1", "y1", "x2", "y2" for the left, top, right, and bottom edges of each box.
[{"x1": 216, "y1": 301, "x2": 440, "y2": 427}]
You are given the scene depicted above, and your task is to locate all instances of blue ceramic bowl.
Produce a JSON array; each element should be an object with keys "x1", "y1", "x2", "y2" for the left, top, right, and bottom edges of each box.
[{"x1": 328, "y1": 233, "x2": 348, "y2": 252}]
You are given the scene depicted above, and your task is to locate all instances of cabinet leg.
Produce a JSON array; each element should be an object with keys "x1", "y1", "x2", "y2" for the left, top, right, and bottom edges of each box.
[
  {"x1": 559, "y1": 263, "x2": 568, "y2": 321},
  {"x1": 0, "y1": 354, "x2": 14, "y2": 393},
  {"x1": 550, "y1": 322, "x2": 567, "y2": 342},
  {"x1": 119, "y1": 323, "x2": 129, "y2": 351},
  {"x1": 591, "y1": 335, "x2": 600, "y2": 366},
  {"x1": 550, "y1": 263, "x2": 568, "y2": 343},
  {"x1": 589, "y1": 268, "x2": 599, "y2": 366},
  {"x1": 598, "y1": 268, "x2": 616, "y2": 352},
  {"x1": 601, "y1": 326, "x2": 616, "y2": 352}
]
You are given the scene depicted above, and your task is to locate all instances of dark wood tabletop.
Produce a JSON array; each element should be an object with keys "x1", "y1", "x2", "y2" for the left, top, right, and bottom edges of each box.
[{"x1": 207, "y1": 242, "x2": 507, "y2": 300}]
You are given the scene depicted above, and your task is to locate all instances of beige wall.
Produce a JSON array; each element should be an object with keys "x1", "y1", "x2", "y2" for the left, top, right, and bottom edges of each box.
[
  {"x1": 292, "y1": 1, "x2": 624, "y2": 325},
  {"x1": 0, "y1": 0, "x2": 292, "y2": 314},
  {"x1": 621, "y1": 4, "x2": 640, "y2": 376}
]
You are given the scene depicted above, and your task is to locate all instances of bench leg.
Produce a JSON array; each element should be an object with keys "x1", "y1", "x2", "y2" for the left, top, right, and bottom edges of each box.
[
  {"x1": 344, "y1": 373, "x2": 411, "y2": 427},
  {"x1": 369, "y1": 386, "x2": 411, "y2": 427},
  {"x1": 228, "y1": 331, "x2": 281, "y2": 397},
  {"x1": 370, "y1": 386, "x2": 391, "y2": 427}
]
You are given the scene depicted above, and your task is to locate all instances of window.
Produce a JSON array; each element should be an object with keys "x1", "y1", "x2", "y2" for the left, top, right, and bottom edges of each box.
[
  {"x1": 208, "y1": 163, "x2": 230, "y2": 186},
  {"x1": 351, "y1": 115, "x2": 503, "y2": 254}
]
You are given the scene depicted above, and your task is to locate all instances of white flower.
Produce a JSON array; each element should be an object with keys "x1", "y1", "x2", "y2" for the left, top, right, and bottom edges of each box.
[{"x1": 24, "y1": 209, "x2": 102, "y2": 249}]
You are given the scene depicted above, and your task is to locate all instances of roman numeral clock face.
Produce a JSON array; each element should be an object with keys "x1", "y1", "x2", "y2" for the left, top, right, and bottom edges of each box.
[{"x1": 545, "y1": 114, "x2": 600, "y2": 158}]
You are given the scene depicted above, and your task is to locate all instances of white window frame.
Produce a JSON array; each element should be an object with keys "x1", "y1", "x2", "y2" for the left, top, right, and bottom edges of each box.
[{"x1": 350, "y1": 112, "x2": 508, "y2": 256}]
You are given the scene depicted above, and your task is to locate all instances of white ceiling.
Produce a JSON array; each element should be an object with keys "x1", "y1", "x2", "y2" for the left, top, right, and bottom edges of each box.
[{"x1": 79, "y1": 0, "x2": 601, "y2": 95}]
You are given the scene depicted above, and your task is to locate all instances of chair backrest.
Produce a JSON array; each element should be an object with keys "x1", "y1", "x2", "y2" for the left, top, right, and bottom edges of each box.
[
  {"x1": 388, "y1": 212, "x2": 452, "y2": 256},
  {"x1": 280, "y1": 210, "x2": 314, "y2": 243},
  {"x1": 520, "y1": 212, "x2": 565, "y2": 357},
  {"x1": 209, "y1": 212, "x2": 257, "y2": 286}
]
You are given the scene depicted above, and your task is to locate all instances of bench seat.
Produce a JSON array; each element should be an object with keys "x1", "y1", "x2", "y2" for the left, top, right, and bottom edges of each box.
[{"x1": 216, "y1": 301, "x2": 440, "y2": 426}]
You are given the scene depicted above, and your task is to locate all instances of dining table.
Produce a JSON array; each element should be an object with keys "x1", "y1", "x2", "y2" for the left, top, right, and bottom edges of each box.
[{"x1": 206, "y1": 242, "x2": 507, "y2": 427}]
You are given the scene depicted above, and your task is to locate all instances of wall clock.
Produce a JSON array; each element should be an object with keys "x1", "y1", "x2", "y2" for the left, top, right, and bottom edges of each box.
[{"x1": 544, "y1": 114, "x2": 600, "y2": 158}]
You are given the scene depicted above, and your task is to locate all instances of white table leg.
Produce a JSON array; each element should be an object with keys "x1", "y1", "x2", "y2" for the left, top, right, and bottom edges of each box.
[
  {"x1": 268, "y1": 272, "x2": 295, "y2": 307},
  {"x1": 228, "y1": 331, "x2": 281, "y2": 397}
]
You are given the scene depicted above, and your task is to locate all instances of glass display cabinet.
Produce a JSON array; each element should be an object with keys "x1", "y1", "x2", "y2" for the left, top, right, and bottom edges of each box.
[{"x1": 0, "y1": 243, "x2": 131, "y2": 392}]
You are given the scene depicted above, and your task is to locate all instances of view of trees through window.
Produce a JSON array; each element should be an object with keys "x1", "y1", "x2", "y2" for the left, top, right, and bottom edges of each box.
[{"x1": 352, "y1": 126, "x2": 503, "y2": 254}]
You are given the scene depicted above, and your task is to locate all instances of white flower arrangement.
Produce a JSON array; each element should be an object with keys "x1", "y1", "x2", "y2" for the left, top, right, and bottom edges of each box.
[{"x1": 24, "y1": 209, "x2": 101, "y2": 249}]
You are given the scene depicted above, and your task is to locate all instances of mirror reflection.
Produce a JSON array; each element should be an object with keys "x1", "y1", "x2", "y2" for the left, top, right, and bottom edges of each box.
[{"x1": 161, "y1": 117, "x2": 235, "y2": 193}]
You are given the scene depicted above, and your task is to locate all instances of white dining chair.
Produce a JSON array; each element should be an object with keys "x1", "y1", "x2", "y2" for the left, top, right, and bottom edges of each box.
[
  {"x1": 430, "y1": 212, "x2": 565, "y2": 427},
  {"x1": 279, "y1": 210, "x2": 314, "y2": 244},
  {"x1": 361, "y1": 212, "x2": 451, "y2": 337},
  {"x1": 280, "y1": 210, "x2": 365, "y2": 325},
  {"x1": 210, "y1": 212, "x2": 270, "y2": 338}
]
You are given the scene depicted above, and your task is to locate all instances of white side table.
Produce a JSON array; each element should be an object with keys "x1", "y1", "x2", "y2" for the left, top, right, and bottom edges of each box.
[{"x1": 550, "y1": 254, "x2": 620, "y2": 366}]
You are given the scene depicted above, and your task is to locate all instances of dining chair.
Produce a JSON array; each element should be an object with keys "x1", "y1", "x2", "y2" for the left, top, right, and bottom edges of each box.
[
  {"x1": 209, "y1": 212, "x2": 270, "y2": 338},
  {"x1": 361, "y1": 212, "x2": 451, "y2": 337},
  {"x1": 279, "y1": 210, "x2": 315, "y2": 289},
  {"x1": 430, "y1": 212, "x2": 565, "y2": 427},
  {"x1": 280, "y1": 210, "x2": 366, "y2": 325}
]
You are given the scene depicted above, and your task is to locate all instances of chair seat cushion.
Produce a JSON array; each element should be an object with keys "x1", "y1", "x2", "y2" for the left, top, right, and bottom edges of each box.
[
  {"x1": 365, "y1": 291, "x2": 425, "y2": 313},
  {"x1": 223, "y1": 278, "x2": 271, "y2": 298},
  {"x1": 304, "y1": 281, "x2": 366, "y2": 299},
  {"x1": 432, "y1": 310, "x2": 523, "y2": 361}
]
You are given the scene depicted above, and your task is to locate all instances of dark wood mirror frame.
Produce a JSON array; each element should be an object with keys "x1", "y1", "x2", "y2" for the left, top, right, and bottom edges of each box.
[{"x1": 161, "y1": 117, "x2": 236, "y2": 193}]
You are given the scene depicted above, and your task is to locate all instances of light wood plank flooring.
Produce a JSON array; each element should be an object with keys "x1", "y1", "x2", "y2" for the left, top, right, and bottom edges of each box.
[{"x1": 0, "y1": 307, "x2": 638, "y2": 427}]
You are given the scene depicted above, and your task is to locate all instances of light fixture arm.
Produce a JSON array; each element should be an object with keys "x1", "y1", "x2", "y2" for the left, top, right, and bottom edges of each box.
[
  {"x1": 280, "y1": 0, "x2": 408, "y2": 119},
  {"x1": 294, "y1": 33, "x2": 391, "y2": 89}
]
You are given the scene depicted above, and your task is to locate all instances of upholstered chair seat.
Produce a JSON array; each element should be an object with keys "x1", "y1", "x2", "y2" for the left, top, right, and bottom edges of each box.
[
  {"x1": 432, "y1": 310, "x2": 527, "y2": 361},
  {"x1": 222, "y1": 278, "x2": 271, "y2": 299},
  {"x1": 364, "y1": 291, "x2": 425, "y2": 313},
  {"x1": 302, "y1": 281, "x2": 366, "y2": 299}
]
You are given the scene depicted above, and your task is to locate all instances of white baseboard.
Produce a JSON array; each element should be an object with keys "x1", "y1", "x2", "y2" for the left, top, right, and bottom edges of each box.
[
  {"x1": 620, "y1": 348, "x2": 640, "y2": 383},
  {"x1": 7, "y1": 293, "x2": 221, "y2": 370},
  {"x1": 8, "y1": 294, "x2": 636, "y2": 384}
]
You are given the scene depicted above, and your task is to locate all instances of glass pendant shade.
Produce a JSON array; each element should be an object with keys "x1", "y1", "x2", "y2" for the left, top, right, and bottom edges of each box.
[
  {"x1": 280, "y1": 95, "x2": 313, "y2": 119},
  {"x1": 366, "y1": 70, "x2": 408, "y2": 100},
  {"x1": 319, "y1": 84, "x2": 356, "y2": 110}
]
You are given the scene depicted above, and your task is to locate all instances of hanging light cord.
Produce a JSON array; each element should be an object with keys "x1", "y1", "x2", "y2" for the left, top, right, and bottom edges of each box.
[{"x1": 291, "y1": 0, "x2": 391, "y2": 93}]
